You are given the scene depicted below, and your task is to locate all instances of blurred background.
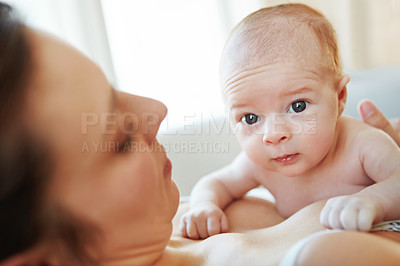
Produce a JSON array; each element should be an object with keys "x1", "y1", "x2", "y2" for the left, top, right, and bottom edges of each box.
[
  {"x1": 6, "y1": 0, "x2": 400, "y2": 125},
  {"x1": 5, "y1": 0, "x2": 400, "y2": 196}
]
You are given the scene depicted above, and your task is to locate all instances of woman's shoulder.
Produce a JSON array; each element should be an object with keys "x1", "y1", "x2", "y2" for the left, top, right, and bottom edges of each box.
[{"x1": 167, "y1": 197, "x2": 284, "y2": 265}]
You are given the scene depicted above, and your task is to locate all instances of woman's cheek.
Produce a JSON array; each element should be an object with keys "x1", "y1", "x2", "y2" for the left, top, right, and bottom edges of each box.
[{"x1": 115, "y1": 157, "x2": 155, "y2": 202}]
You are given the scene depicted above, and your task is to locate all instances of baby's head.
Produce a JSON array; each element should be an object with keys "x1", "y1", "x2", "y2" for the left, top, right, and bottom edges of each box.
[
  {"x1": 220, "y1": 4, "x2": 349, "y2": 176},
  {"x1": 220, "y1": 3, "x2": 342, "y2": 88}
]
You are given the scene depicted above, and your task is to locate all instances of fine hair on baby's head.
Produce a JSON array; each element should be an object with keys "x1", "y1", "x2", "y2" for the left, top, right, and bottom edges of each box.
[{"x1": 220, "y1": 3, "x2": 342, "y2": 87}]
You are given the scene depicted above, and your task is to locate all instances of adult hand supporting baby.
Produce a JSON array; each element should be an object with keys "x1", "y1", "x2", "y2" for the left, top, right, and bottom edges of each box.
[{"x1": 358, "y1": 99, "x2": 400, "y2": 146}]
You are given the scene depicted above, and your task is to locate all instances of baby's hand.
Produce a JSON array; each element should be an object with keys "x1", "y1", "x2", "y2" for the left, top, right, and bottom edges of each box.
[
  {"x1": 179, "y1": 202, "x2": 229, "y2": 239},
  {"x1": 320, "y1": 195, "x2": 385, "y2": 231}
]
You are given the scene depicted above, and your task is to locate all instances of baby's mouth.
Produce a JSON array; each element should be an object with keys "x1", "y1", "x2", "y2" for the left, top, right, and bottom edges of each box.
[{"x1": 273, "y1": 153, "x2": 299, "y2": 164}]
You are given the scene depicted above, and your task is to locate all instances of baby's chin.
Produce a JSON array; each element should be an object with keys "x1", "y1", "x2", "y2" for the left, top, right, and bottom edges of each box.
[
  {"x1": 263, "y1": 161, "x2": 311, "y2": 178},
  {"x1": 279, "y1": 167, "x2": 308, "y2": 178}
]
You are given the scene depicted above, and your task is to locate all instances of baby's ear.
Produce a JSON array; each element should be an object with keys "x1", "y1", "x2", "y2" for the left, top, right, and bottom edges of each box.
[{"x1": 337, "y1": 75, "x2": 350, "y2": 117}]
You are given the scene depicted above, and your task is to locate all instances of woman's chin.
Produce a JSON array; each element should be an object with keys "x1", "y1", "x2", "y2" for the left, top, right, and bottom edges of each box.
[{"x1": 170, "y1": 181, "x2": 180, "y2": 217}]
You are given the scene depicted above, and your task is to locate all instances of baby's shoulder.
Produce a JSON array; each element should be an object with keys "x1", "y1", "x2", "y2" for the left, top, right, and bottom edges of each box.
[
  {"x1": 337, "y1": 115, "x2": 395, "y2": 148},
  {"x1": 338, "y1": 115, "x2": 370, "y2": 133},
  {"x1": 338, "y1": 115, "x2": 381, "y2": 137}
]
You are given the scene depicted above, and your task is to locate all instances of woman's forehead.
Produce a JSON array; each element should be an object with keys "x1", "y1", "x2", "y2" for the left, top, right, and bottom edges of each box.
[
  {"x1": 25, "y1": 29, "x2": 112, "y2": 155},
  {"x1": 27, "y1": 29, "x2": 110, "y2": 110}
]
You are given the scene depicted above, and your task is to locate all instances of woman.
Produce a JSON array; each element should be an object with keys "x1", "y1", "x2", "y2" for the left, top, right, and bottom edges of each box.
[{"x1": 0, "y1": 3, "x2": 399, "y2": 265}]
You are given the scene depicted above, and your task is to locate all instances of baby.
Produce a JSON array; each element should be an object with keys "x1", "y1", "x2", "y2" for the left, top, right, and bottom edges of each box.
[{"x1": 180, "y1": 3, "x2": 400, "y2": 239}]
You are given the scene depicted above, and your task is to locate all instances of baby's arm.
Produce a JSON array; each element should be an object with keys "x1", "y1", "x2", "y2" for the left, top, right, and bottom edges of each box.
[
  {"x1": 180, "y1": 152, "x2": 260, "y2": 239},
  {"x1": 321, "y1": 128, "x2": 400, "y2": 231}
]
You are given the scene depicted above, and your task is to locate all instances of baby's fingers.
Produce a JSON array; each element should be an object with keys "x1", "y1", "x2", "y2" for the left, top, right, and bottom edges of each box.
[
  {"x1": 321, "y1": 196, "x2": 376, "y2": 231},
  {"x1": 180, "y1": 214, "x2": 201, "y2": 239},
  {"x1": 339, "y1": 207, "x2": 373, "y2": 231},
  {"x1": 207, "y1": 213, "x2": 229, "y2": 237},
  {"x1": 339, "y1": 207, "x2": 358, "y2": 231},
  {"x1": 195, "y1": 219, "x2": 209, "y2": 239},
  {"x1": 320, "y1": 203, "x2": 332, "y2": 228},
  {"x1": 220, "y1": 213, "x2": 229, "y2": 233},
  {"x1": 320, "y1": 201, "x2": 343, "y2": 229},
  {"x1": 207, "y1": 216, "x2": 221, "y2": 237},
  {"x1": 328, "y1": 204, "x2": 344, "y2": 229},
  {"x1": 186, "y1": 219, "x2": 200, "y2": 239},
  {"x1": 179, "y1": 218, "x2": 188, "y2": 238},
  {"x1": 358, "y1": 208, "x2": 374, "y2": 231}
]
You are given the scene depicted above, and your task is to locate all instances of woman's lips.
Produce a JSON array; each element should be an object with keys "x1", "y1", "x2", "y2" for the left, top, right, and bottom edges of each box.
[
  {"x1": 273, "y1": 153, "x2": 299, "y2": 164},
  {"x1": 164, "y1": 158, "x2": 172, "y2": 176}
]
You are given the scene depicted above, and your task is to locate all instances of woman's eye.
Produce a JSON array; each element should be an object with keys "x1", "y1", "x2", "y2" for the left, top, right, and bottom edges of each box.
[
  {"x1": 118, "y1": 135, "x2": 133, "y2": 153},
  {"x1": 289, "y1": 101, "x2": 308, "y2": 113},
  {"x1": 241, "y1": 114, "x2": 260, "y2": 125}
]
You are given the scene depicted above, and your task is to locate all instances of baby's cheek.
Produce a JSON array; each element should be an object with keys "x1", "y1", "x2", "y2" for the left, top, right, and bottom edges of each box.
[
  {"x1": 306, "y1": 125, "x2": 335, "y2": 158},
  {"x1": 242, "y1": 138, "x2": 270, "y2": 166}
]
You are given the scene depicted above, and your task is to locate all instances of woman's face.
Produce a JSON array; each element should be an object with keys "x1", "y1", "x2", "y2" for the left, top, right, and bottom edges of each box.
[{"x1": 26, "y1": 30, "x2": 179, "y2": 256}]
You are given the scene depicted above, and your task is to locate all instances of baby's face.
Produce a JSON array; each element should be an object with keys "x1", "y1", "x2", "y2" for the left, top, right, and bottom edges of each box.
[{"x1": 223, "y1": 63, "x2": 342, "y2": 176}]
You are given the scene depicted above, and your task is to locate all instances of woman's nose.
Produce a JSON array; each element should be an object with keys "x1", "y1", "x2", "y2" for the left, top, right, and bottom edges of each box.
[
  {"x1": 140, "y1": 97, "x2": 167, "y2": 142},
  {"x1": 119, "y1": 92, "x2": 167, "y2": 142}
]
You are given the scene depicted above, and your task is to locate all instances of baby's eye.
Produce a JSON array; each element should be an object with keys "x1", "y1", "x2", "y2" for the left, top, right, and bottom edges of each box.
[
  {"x1": 289, "y1": 101, "x2": 308, "y2": 113},
  {"x1": 241, "y1": 114, "x2": 260, "y2": 125}
]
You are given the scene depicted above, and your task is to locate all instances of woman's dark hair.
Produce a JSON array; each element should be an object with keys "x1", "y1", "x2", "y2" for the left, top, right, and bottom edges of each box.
[{"x1": 0, "y1": 2, "x2": 98, "y2": 264}]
